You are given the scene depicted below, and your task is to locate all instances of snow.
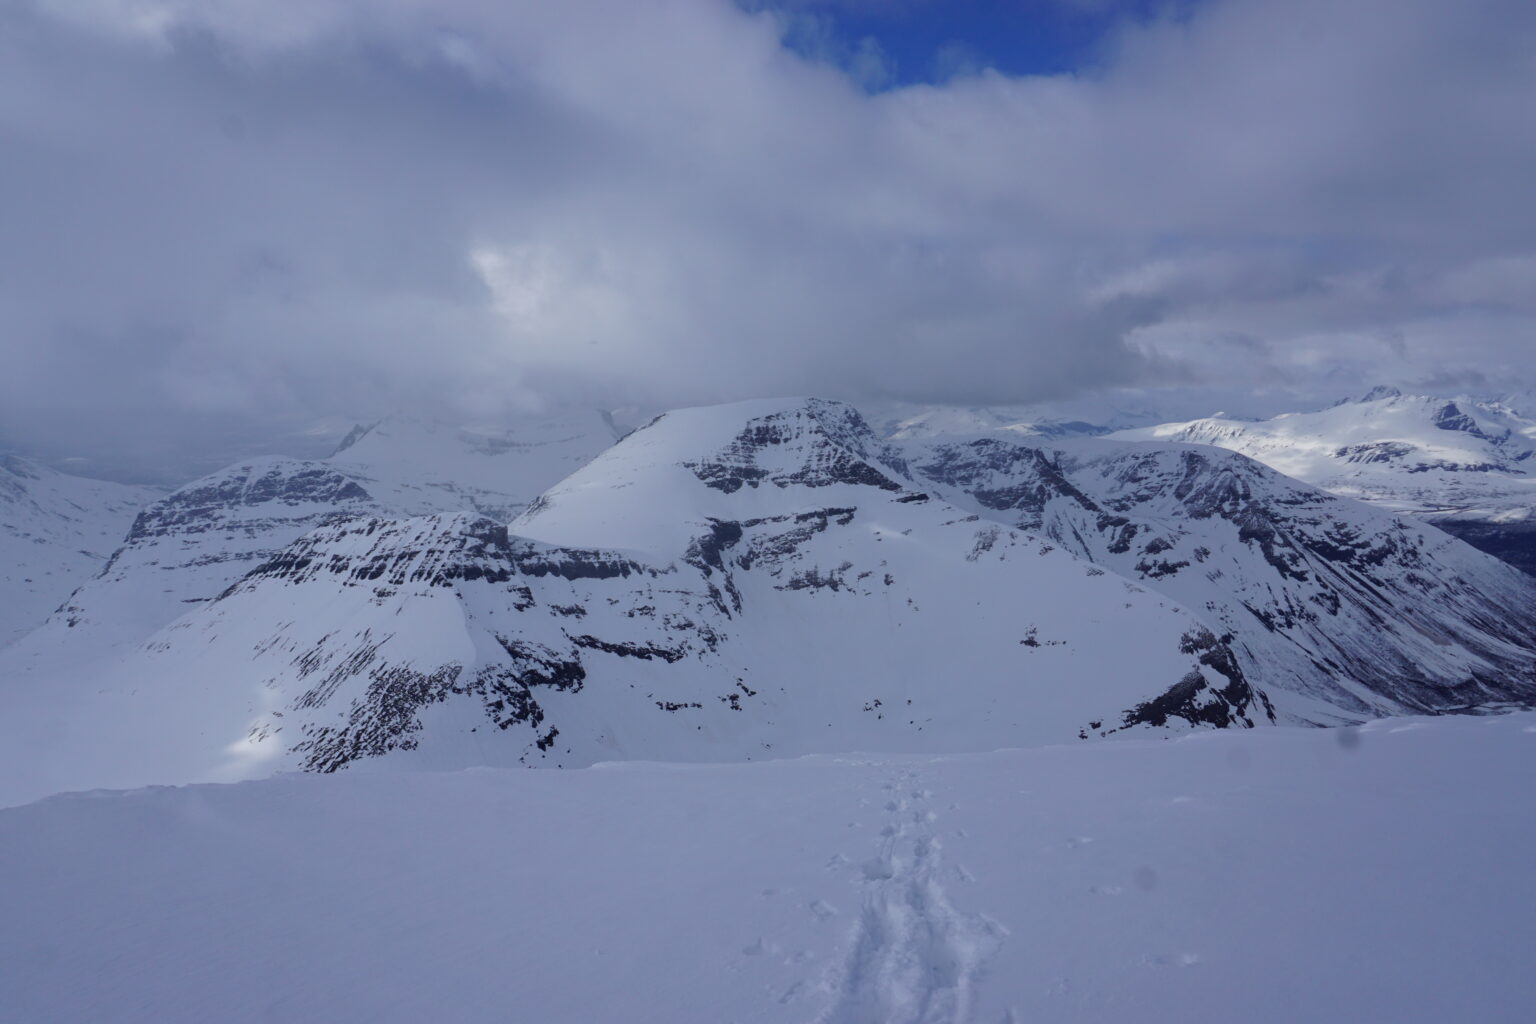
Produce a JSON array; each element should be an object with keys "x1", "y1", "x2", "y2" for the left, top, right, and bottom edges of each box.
[
  {"x1": 0, "y1": 411, "x2": 622, "y2": 670},
  {"x1": 10, "y1": 396, "x2": 1536, "y2": 806},
  {"x1": 0, "y1": 456, "x2": 159, "y2": 647},
  {"x1": 3, "y1": 397, "x2": 1535, "y2": 1020},
  {"x1": 2, "y1": 710, "x2": 1533, "y2": 1023},
  {"x1": 858, "y1": 397, "x2": 1167, "y2": 442},
  {"x1": 1110, "y1": 391, "x2": 1536, "y2": 521},
  {"x1": 0, "y1": 399, "x2": 1267, "y2": 807},
  {"x1": 898, "y1": 432, "x2": 1536, "y2": 723},
  {"x1": 327, "y1": 413, "x2": 625, "y2": 520}
]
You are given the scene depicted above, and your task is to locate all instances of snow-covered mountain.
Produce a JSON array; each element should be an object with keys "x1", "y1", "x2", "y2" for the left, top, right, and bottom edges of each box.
[
  {"x1": 0, "y1": 399, "x2": 1268, "y2": 805},
  {"x1": 1112, "y1": 388, "x2": 1536, "y2": 573},
  {"x1": 903, "y1": 434, "x2": 1536, "y2": 724},
  {"x1": 0, "y1": 456, "x2": 160, "y2": 647},
  {"x1": 6, "y1": 396, "x2": 1536, "y2": 807},
  {"x1": 8, "y1": 413, "x2": 623, "y2": 662}
]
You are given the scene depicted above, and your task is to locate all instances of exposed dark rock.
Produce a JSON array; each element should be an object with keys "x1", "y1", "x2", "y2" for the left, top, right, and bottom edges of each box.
[
  {"x1": 127, "y1": 464, "x2": 372, "y2": 543},
  {"x1": 1099, "y1": 630, "x2": 1273, "y2": 734},
  {"x1": 1335, "y1": 441, "x2": 1416, "y2": 465},
  {"x1": 570, "y1": 634, "x2": 686, "y2": 663},
  {"x1": 682, "y1": 405, "x2": 906, "y2": 495},
  {"x1": 1433, "y1": 402, "x2": 1494, "y2": 440}
]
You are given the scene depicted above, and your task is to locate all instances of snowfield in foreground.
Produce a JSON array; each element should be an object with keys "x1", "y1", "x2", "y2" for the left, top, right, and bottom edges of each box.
[{"x1": 3, "y1": 712, "x2": 1533, "y2": 1024}]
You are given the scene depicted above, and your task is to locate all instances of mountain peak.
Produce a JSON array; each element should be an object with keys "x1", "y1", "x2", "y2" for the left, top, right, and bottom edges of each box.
[{"x1": 511, "y1": 398, "x2": 914, "y2": 554}]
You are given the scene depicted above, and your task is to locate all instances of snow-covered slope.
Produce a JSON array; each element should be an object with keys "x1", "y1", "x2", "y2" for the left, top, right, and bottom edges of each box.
[
  {"x1": 7, "y1": 412, "x2": 622, "y2": 663},
  {"x1": 854, "y1": 390, "x2": 1214, "y2": 444},
  {"x1": 0, "y1": 456, "x2": 159, "y2": 647},
  {"x1": 905, "y1": 433, "x2": 1536, "y2": 724},
  {"x1": 859, "y1": 401, "x2": 1115, "y2": 443},
  {"x1": 0, "y1": 399, "x2": 1268, "y2": 805},
  {"x1": 4, "y1": 711, "x2": 1533, "y2": 1023},
  {"x1": 1112, "y1": 388, "x2": 1536, "y2": 572},
  {"x1": 326, "y1": 414, "x2": 626, "y2": 521}
]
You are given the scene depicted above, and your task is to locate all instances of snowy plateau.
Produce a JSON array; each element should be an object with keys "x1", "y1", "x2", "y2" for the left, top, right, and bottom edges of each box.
[{"x1": 2, "y1": 396, "x2": 1535, "y2": 1022}]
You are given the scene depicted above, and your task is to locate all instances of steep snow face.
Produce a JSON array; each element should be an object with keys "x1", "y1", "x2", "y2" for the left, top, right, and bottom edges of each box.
[
  {"x1": 0, "y1": 456, "x2": 160, "y2": 647},
  {"x1": 906, "y1": 435, "x2": 1536, "y2": 724},
  {"x1": 8, "y1": 413, "x2": 622, "y2": 663},
  {"x1": 1111, "y1": 391, "x2": 1536, "y2": 572},
  {"x1": 0, "y1": 400, "x2": 1269, "y2": 804},
  {"x1": 5, "y1": 712, "x2": 1534, "y2": 1024}
]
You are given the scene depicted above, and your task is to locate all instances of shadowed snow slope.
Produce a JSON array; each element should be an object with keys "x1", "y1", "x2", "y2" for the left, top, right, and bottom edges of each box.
[
  {"x1": 905, "y1": 434, "x2": 1536, "y2": 724},
  {"x1": 2, "y1": 711, "x2": 1533, "y2": 1023},
  {"x1": 0, "y1": 456, "x2": 160, "y2": 647},
  {"x1": 0, "y1": 399, "x2": 1266, "y2": 806}
]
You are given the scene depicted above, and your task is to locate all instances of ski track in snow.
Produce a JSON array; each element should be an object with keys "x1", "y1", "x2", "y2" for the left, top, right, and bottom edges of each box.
[{"x1": 816, "y1": 766, "x2": 1007, "y2": 1024}]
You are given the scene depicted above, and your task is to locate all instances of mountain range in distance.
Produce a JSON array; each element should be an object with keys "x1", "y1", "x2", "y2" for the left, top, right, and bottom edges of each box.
[{"x1": 3, "y1": 390, "x2": 1536, "y2": 805}]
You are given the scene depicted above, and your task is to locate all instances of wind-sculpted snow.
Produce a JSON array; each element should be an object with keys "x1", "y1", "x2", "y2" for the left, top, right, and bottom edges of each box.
[
  {"x1": 1112, "y1": 390, "x2": 1536, "y2": 574},
  {"x1": 909, "y1": 434, "x2": 1536, "y2": 723},
  {"x1": 0, "y1": 399, "x2": 1268, "y2": 802}
]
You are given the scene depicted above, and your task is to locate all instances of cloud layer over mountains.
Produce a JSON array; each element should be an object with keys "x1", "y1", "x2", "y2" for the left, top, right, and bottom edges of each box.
[{"x1": 3, "y1": 0, "x2": 1535, "y2": 468}]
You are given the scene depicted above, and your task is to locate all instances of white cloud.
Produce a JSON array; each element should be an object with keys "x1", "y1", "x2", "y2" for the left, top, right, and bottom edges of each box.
[{"x1": 2, "y1": 0, "x2": 1535, "y2": 470}]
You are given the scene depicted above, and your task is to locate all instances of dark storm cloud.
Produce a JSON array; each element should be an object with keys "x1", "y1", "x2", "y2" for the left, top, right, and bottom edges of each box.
[{"x1": 3, "y1": 0, "x2": 1536, "y2": 473}]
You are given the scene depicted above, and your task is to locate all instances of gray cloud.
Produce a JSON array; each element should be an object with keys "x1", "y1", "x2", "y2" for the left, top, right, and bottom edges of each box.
[{"x1": 3, "y1": 0, "x2": 1536, "y2": 478}]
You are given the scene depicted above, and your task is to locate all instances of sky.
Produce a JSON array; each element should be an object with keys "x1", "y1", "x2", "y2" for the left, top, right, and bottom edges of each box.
[{"x1": 2, "y1": 0, "x2": 1536, "y2": 479}]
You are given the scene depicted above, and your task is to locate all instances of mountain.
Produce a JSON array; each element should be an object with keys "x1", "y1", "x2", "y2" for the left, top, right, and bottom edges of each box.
[
  {"x1": 0, "y1": 456, "x2": 160, "y2": 647},
  {"x1": 1111, "y1": 390, "x2": 1536, "y2": 573},
  {"x1": 903, "y1": 433, "x2": 1536, "y2": 724},
  {"x1": 6, "y1": 413, "x2": 623, "y2": 663},
  {"x1": 7, "y1": 395, "x2": 1536, "y2": 807},
  {"x1": 0, "y1": 399, "x2": 1269, "y2": 805}
]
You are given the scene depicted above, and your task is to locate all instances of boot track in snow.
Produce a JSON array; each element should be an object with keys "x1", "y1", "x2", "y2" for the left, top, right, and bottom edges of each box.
[{"x1": 817, "y1": 767, "x2": 1007, "y2": 1024}]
